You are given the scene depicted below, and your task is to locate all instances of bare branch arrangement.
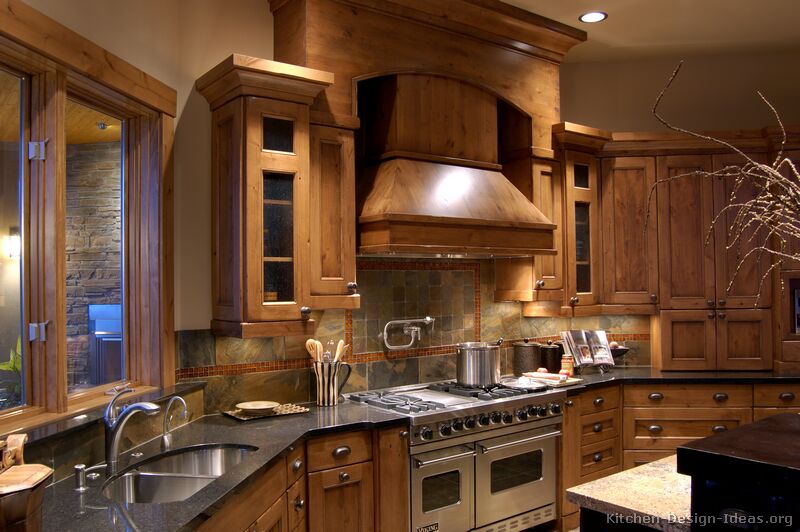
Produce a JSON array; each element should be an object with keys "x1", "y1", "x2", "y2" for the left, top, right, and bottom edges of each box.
[{"x1": 646, "y1": 61, "x2": 800, "y2": 304}]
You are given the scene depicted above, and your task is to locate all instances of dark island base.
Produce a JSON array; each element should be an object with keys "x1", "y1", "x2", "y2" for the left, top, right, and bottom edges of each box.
[{"x1": 580, "y1": 508, "x2": 661, "y2": 532}]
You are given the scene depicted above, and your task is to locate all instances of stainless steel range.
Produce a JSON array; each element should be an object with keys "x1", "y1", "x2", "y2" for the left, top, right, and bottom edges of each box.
[{"x1": 348, "y1": 379, "x2": 565, "y2": 532}]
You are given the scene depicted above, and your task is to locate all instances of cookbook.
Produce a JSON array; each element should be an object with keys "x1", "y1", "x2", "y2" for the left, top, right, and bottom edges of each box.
[{"x1": 560, "y1": 329, "x2": 615, "y2": 366}]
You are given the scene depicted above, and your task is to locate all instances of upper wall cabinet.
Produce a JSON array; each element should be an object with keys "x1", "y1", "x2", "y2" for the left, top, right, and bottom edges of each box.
[{"x1": 197, "y1": 55, "x2": 359, "y2": 338}]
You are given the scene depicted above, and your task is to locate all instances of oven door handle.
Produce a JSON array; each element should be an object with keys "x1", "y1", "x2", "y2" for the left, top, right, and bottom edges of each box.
[
  {"x1": 477, "y1": 430, "x2": 561, "y2": 454},
  {"x1": 413, "y1": 450, "x2": 476, "y2": 468}
]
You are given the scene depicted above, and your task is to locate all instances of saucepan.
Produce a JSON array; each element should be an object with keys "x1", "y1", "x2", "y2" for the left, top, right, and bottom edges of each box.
[{"x1": 456, "y1": 337, "x2": 503, "y2": 387}]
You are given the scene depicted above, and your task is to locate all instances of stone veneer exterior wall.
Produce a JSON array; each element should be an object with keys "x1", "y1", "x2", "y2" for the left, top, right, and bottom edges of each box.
[
  {"x1": 176, "y1": 260, "x2": 652, "y2": 413},
  {"x1": 65, "y1": 142, "x2": 122, "y2": 387}
]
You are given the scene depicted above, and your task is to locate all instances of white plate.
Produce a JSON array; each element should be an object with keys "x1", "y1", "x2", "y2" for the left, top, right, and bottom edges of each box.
[{"x1": 235, "y1": 400, "x2": 279, "y2": 414}]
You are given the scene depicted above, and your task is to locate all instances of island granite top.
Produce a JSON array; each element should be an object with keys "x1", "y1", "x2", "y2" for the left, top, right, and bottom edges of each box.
[{"x1": 567, "y1": 455, "x2": 691, "y2": 532}]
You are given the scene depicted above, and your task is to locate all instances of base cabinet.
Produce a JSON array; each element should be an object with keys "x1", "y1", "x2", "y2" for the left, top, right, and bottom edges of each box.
[
  {"x1": 252, "y1": 494, "x2": 289, "y2": 532},
  {"x1": 308, "y1": 461, "x2": 374, "y2": 532}
]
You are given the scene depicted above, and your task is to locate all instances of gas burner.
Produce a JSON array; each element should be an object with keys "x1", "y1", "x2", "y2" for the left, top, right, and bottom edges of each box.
[
  {"x1": 348, "y1": 391, "x2": 447, "y2": 412},
  {"x1": 426, "y1": 380, "x2": 547, "y2": 400}
]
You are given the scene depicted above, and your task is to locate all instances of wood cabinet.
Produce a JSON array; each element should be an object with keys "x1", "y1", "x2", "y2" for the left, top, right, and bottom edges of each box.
[
  {"x1": 197, "y1": 55, "x2": 359, "y2": 338},
  {"x1": 601, "y1": 157, "x2": 659, "y2": 306},
  {"x1": 373, "y1": 427, "x2": 410, "y2": 532},
  {"x1": 308, "y1": 459, "x2": 374, "y2": 532},
  {"x1": 251, "y1": 494, "x2": 289, "y2": 532},
  {"x1": 753, "y1": 384, "x2": 800, "y2": 420}
]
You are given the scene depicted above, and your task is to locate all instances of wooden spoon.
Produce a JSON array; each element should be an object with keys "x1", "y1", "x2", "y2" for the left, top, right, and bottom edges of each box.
[
  {"x1": 305, "y1": 339, "x2": 318, "y2": 361},
  {"x1": 334, "y1": 339, "x2": 345, "y2": 362}
]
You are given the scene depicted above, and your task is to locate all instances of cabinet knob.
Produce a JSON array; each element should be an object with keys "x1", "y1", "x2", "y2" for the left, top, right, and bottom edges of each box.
[
  {"x1": 647, "y1": 425, "x2": 663, "y2": 434},
  {"x1": 339, "y1": 471, "x2": 350, "y2": 482},
  {"x1": 650, "y1": 293, "x2": 658, "y2": 303},
  {"x1": 592, "y1": 453, "x2": 603, "y2": 463},
  {"x1": 593, "y1": 397, "x2": 604, "y2": 406},
  {"x1": 535, "y1": 280, "x2": 546, "y2": 288},
  {"x1": 779, "y1": 392, "x2": 796, "y2": 402},
  {"x1": 292, "y1": 458, "x2": 303, "y2": 472},
  {"x1": 718, "y1": 299, "x2": 726, "y2": 307},
  {"x1": 332, "y1": 446, "x2": 351, "y2": 458},
  {"x1": 718, "y1": 312, "x2": 726, "y2": 320},
  {"x1": 712, "y1": 425, "x2": 727, "y2": 433},
  {"x1": 592, "y1": 423, "x2": 603, "y2": 433},
  {"x1": 648, "y1": 392, "x2": 664, "y2": 402},
  {"x1": 708, "y1": 311, "x2": 716, "y2": 319},
  {"x1": 565, "y1": 400, "x2": 574, "y2": 407},
  {"x1": 713, "y1": 393, "x2": 729, "y2": 403},
  {"x1": 400, "y1": 430, "x2": 409, "y2": 439},
  {"x1": 707, "y1": 299, "x2": 714, "y2": 307},
  {"x1": 569, "y1": 296, "x2": 580, "y2": 306},
  {"x1": 347, "y1": 281, "x2": 359, "y2": 294},
  {"x1": 300, "y1": 306, "x2": 312, "y2": 318},
  {"x1": 294, "y1": 497, "x2": 305, "y2": 510}
]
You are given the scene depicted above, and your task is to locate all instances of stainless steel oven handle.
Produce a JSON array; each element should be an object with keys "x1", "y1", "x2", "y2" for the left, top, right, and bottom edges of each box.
[
  {"x1": 477, "y1": 430, "x2": 561, "y2": 454},
  {"x1": 413, "y1": 450, "x2": 476, "y2": 468}
]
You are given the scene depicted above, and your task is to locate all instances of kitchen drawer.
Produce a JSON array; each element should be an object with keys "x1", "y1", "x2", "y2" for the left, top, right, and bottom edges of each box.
[
  {"x1": 287, "y1": 477, "x2": 306, "y2": 531},
  {"x1": 622, "y1": 450, "x2": 674, "y2": 470},
  {"x1": 579, "y1": 385, "x2": 620, "y2": 415},
  {"x1": 306, "y1": 430, "x2": 372, "y2": 472},
  {"x1": 579, "y1": 438, "x2": 620, "y2": 477},
  {"x1": 754, "y1": 384, "x2": 800, "y2": 407},
  {"x1": 286, "y1": 443, "x2": 306, "y2": 485},
  {"x1": 579, "y1": 408, "x2": 620, "y2": 446},
  {"x1": 623, "y1": 407, "x2": 752, "y2": 450},
  {"x1": 623, "y1": 384, "x2": 752, "y2": 408},
  {"x1": 753, "y1": 407, "x2": 800, "y2": 421}
]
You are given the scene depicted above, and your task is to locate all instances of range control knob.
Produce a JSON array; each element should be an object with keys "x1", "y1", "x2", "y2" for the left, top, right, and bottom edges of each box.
[
  {"x1": 452, "y1": 419, "x2": 464, "y2": 431},
  {"x1": 527, "y1": 405, "x2": 538, "y2": 417},
  {"x1": 490, "y1": 412, "x2": 502, "y2": 424},
  {"x1": 537, "y1": 405, "x2": 548, "y2": 417},
  {"x1": 464, "y1": 417, "x2": 476, "y2": 429},
  {"x1": 420, "y1": 426, "x2": 433, "y2": 440},
  {"x1": 439, "y1": 424, "x2": 452, "y2": 437},
  {"x1": 502, "y1": 411, "x2": 513, "y2": 424},
  {"x1": 516, "y1": 409, "x2": 528, "y2": 421},
  {"x1": 550, "y1": 402, "x2": 562, "y2": 415},
  {"x1": 478, "y1": 414, "x2": 491, "y2": 426}
]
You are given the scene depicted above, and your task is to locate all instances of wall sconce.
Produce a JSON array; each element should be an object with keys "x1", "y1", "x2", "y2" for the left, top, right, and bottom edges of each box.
[{"x1": 5, "y1": 227, "x2": 20, "y2": 260}]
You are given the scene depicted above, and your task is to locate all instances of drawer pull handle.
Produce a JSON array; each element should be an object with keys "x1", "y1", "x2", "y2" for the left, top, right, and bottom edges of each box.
[
  {"x1": 708, "y1": 311, "x2": 716, "y2": 319},
  {"x1": 706, "y1": 299, "x2": 714, "y2": 307},
  {"x1": 648, "y1": 425, "x2": 663, "y2": 434},
  {"x1": 292, "y1": 458, "x2": 303, "y2": 472},
  {"x1": 593, "y1": 397, "x2": 604, "y2": 406},
  {"x1": 648, "y1": 392, "x2": 664, "y2": 401},
  {"x1": 565, "y1": 400, "x2": 574, "y2": 407},
  {"x1": 339, "y1": 471, "x2": 350, "y2": 482},
  {"x1": 592, "y1": 453, "x2": 603, "y2": 463},
  {"x1": 332, "y1": 446, "x2": 352, "y2": 458},
  {"x1": 713, "y1": 393, "x2": 729, "y2": 403},
  {"x1": 294, "y1": 497, "x2": 305, "y2": 510},
  {"x1": 779, "y1": 392, "x2": 796, "y2": 402},
  {"x1": 712, "y1": 425, "x2": 727, "y2": 433},
  {"x1": 718, "y1": 312, "x2": 727, "y2": 320},
  {"x1": 400, "y1": 430, "x2": 409, "y2": 439},
  {"x1": 592, "y1": 423, "x2": 603, "y2": 433}
]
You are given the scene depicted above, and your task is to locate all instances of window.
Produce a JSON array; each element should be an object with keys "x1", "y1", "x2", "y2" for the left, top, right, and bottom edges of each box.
[{"x1": 0, "y1": 14, "x2": 175, "y2": 428}]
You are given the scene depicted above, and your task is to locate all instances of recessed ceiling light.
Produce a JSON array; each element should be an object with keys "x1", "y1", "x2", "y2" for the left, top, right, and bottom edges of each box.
[{"x1": 578, "y1": 11, "x2": 607, "y2": 23}]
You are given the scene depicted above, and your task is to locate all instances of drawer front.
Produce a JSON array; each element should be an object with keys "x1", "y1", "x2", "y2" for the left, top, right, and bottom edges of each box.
[
  {"x1": 579, "y1": 386, "x2": 620, "y2": 415},
  {"x1": 579, "y1": 438, "x2": 620, "y2": 477},
  {"x1": 286, "y1": 444, "x2": 306, "y2": 485},
  {"x1": 624, "y1": 384, "x2": 753, "y2": 407},
  {"x1": 622, "y1": 450, "x2": 675, "y2": 470},
  {"x1": 754, "y1": 384, "x2": 800, "y2": 407},
  {"x1": 623, "y1": 407, "x2": 752, "y2": 450},
  {"x1": 307, "y1": 430, "x2": 372, "y2": 472},
  {"x1": 753, "y1": 407, "x2": 800, "y2": 421},
  {"x1": 579, "y1": 408, "x2": 620, "y2": 446},
  {"x1": 287, "y1": 477, "x2": 307, "y2": 531}
]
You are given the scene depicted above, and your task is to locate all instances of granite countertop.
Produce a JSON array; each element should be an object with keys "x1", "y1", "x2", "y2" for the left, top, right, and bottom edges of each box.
[
  {"x1": 563, "y1": 367, "x2": 800, "y2": 395},
  {"x1": 566, "y1": 455, "x2": 691, "y2": 532},
  {"x1": 42, "y1": 402, "x2": 407, "y2": 531}
]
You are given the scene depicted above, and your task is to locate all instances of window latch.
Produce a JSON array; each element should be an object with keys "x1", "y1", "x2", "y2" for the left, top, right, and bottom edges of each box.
[
  {"x1": 27, "y1": 139, "x2": 49, "y2": 161},
  {"x1": 28, "y1": 321, "x2": 50, "y2": 342}
]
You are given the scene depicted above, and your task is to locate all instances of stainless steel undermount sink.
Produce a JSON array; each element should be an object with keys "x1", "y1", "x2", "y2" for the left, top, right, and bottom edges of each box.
[{"x1": 102, "y1": 443, "x2": 258, "y2": 504}]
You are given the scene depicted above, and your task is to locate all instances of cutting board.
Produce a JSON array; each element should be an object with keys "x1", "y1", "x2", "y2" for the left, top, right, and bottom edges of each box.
[{"x1": 0, "y1": 465, "x2": 52, "y2": 496}]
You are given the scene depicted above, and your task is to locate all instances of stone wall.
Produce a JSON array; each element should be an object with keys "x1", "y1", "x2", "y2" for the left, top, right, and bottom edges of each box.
[{"x1": 65, "y1": 142, "x2": 121, "y2": 387}]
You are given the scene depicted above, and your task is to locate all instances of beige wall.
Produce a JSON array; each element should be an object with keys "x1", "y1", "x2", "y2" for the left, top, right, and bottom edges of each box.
[
  {"x1": 23, "y1": 0, "x2": 274, "y2": 330},
  {"x1": 560, "y1": 49, "x2": 800, "y2": 132}
]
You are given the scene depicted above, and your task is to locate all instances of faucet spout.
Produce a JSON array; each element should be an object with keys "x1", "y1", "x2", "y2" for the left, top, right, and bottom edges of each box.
[
  {"x1": 104, "y1": 392, "x2": 160, "y2": 476},
  {"x1": 161, "y1": 396, "x2": 188, "y2": 451}
]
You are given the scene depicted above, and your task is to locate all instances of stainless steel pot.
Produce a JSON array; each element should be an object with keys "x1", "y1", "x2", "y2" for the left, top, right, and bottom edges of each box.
[{"x1": 456, "y1": 338, "x2": 503, "y2": 387}]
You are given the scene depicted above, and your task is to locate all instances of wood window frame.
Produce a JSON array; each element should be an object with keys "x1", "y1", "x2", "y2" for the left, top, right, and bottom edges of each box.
[{"x1": 0, "y1": 0, "x2": 176, "y2": 433}]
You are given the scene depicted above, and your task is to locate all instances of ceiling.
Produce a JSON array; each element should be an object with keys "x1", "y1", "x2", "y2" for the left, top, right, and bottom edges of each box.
[{"x1": 502, "y1": 0, "x2": 800, "y2": 63}]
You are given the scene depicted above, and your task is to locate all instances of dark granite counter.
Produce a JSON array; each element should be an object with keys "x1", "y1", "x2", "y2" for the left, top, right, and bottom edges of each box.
[
  {"x1": 562, "y1": 367, "x2": 800, "y2": 396},
  {"x1": 42, "y1": 402, "x2": 407, "y2": 531}
]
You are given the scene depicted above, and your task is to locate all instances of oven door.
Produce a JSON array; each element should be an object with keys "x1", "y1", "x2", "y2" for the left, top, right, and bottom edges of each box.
[
  {"x1": 474, "y1": 425, "x2": 559, "y2": 528},
  {"x1": 411, "y1": 444, "x2": 475, "y2": 532}
]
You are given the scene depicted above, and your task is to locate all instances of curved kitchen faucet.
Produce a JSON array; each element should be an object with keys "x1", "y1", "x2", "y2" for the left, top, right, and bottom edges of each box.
[
  {"x1": 381, "y1": 316, "x2": 435, "y2": 350},
  {"x1": 161, "y1": 395, "x2": 188, "y2": 451},
  {"x1": 103, "y1": 388, "x2": 161, "y2": 475}
]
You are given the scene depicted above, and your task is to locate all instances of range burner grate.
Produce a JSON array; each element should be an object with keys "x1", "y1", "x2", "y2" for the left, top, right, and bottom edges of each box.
[
  {"x1": 348, "y1": 391, "x2": 446, "y2": 412},
  {"x1": 427, "y1": 381, "x2": 547, "y2": 400}
]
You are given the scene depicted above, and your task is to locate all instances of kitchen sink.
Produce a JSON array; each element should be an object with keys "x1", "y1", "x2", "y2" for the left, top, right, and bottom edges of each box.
[{"x1": 103, "y1": 443, "x2": 258, "y2": 504}]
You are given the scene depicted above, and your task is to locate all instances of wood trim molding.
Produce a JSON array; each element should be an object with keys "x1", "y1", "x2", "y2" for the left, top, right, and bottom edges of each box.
[{"x1": 0, "y1": 0, "x2": 177, "y2": 116}]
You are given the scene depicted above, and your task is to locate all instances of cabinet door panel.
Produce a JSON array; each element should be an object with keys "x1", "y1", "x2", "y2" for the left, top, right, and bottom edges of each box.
[
  {"x1": 560, "y1": 396, "x2": 581, "y2": 518},
  {"x1": 601, "y1": 157, "x2": 658, "y2": 305},
  {"x1": 533, "y1": 159, "x2": 564, "y2": 297},
  {"x1": 309, "y1": 125, "x2": 358, "y2": 308},
  {"x1": 712, "y1": 153, "x2": 772, "y2": 308},
  {"x1": 716, "y1": 309, "x2": 772, "y2": 370},
  {"x1": 253, "y1": 493, "x2": 289, "y2": 532},
  {"x1": 659, "y1": 310, "x2": 716, "y2": 370},
  {"x1": 657, "y1": 155, "x2": 715, "y2": 309},
  {"x1": 374, "y1": 427, "x2": 409, "y2": 532},
  {"x1": 308, "y1": 462, "x2": 374, "y2": 532},
  {"x1": 565, "y1": 150, "x2": 600, "y2": 306}
]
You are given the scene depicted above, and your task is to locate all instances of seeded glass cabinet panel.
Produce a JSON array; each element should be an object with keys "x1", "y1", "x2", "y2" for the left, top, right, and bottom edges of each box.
[{"x1": 564, "y1": 150, "x2": 601, "y2": 307}]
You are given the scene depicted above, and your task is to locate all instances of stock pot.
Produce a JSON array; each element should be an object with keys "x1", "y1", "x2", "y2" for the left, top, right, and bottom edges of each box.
[{"x1": 456, "y1": 338, "x2": 503, "y2": 387}]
